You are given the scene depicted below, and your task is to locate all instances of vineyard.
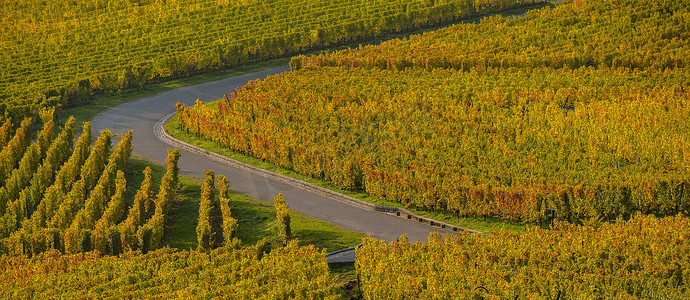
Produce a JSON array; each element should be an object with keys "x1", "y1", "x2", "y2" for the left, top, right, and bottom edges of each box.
[
  {"x1": 0, "y1": 110, "x2": 351, "y2": 297},
  {"x1": 0, "y1": 108, "x2": 183, "y2": 256},
  {"x1": 0, "y1": 0, "x2": 544, "y2": 119},
  {"x1": 0, "y1": 242, "x2": 339, "y2": 299},
  {"x1": 176, "y1": 0, "x2": 690, "y2": 221},
  {"x1": 2, "y1": 0, "x2": 690, "y2": 298},
  {"x1": 294, "y1": 0, "x2": 689, "y2": 72},
  {"x1": 356, "y1": 214, "x2": 690, "y2": 299}
]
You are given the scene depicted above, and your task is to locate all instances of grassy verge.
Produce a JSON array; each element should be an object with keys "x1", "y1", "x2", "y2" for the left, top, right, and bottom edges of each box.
[
  {"x1": 124, "y1": 155, "x2": 363, "y2": 252},
  {"x1": 61, "y1": 59, "x2": 289, "y2": 133},
  {"x1": 165, "y1": 116, "x2": 531, "y2": 234}
]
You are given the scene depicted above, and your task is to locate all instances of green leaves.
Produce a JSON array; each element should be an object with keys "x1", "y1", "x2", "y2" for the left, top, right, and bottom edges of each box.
[
  {"x1": 174, "y1": 0, "x2": 690, "y2": 221},
  {"x1": 218, "y1": 174, "x2": 239, "y2": 247},
  {"x1": 0, "y1": 111, "x2": 182, "y2": 257}
]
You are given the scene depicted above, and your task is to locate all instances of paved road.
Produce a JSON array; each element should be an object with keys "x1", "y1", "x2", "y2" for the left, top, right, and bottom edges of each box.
[{"x1": 91, "y1": 65, "x2": 445, "y2": 243}]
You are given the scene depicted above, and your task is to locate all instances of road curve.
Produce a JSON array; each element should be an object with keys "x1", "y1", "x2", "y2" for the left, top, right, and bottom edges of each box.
[{"x1": 91, "y1": 65, "x2": 448, "y2": 243}]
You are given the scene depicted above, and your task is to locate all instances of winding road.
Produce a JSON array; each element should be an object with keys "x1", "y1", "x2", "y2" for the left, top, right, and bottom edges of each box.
[{"x1": 91, "y1": 65, "x2": 454, "y2": 243}]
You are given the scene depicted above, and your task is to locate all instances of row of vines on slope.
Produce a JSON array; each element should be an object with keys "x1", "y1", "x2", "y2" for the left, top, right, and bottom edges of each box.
[
  {"x1": 0, "y1": 0, "x2": 545, "y2": 119},
  {"x1": 0, "y1": 109, "x2": 182, "y2": 256},
  {"x1": 0, "y1": 129, "x2": 337, "y2": 297}
]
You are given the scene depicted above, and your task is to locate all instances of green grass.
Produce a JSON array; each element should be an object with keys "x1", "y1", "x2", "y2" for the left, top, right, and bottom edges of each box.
[
  {"x1": 224, "y1": 190, "x2": 364, "y2": 252},
  {"x1": 330, "y1": 263, "x2": 362, "y2": 299},
  {"x1": 165, "y1": 116, "x2": 531, "y2": 234},
  {"x1": 123, "y1": 155, "x2": 363, "y2": 252}
]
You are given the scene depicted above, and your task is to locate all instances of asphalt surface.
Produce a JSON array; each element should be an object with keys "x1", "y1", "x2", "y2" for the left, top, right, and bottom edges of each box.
[{"x1": 91, "y1": 65, "x2": 445, "y2": 243}]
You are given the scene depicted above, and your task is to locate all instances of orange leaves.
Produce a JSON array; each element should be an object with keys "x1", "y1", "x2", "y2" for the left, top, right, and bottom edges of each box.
[{"x1": 177, "y1": 64, "x2": 690, "y2": 222}]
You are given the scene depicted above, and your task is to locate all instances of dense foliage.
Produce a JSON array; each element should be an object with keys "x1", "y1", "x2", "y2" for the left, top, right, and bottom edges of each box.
[
  {"x1": 177, "y1": 66, "x2": 690, "y2": 221},
  {"x1": 0, "y1": 114, "x2": 336, "y2": 297},
  {"x1": 0, "y1": 0, "x2": 543, "y2": 119},
  {"x1": 177, "y1": 0, "x2": 690, "y2": 221},
  {"x1": 293, "y1": 0, "x2": 690, "y2": 72},
  {"x1": 139, "y1": 148, "x2": 181, "y2": 252},
  {"x1": 0, "y1": 242, "x2": 339, "y2": 299},
  {"x1": 3, "y1": 0, "x2": 690, "y2": 297},
  {"x1": 0, "y1": 111, "x2": 181, "y2": 256},
  {"x1": 356, "y1": 214, "x2": 690, "y2": 299}
]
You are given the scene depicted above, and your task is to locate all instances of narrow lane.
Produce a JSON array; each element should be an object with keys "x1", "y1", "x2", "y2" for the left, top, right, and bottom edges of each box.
[{"x1": 91, "y1": 65, "x2": 447, "y2": 243}]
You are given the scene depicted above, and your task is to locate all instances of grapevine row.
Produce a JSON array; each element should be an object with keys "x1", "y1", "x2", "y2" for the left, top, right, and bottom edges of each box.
[
  {"x1": 196, "y1": 171, "x2": 243, "y2": 252},
  {"x1": 196, "y1": 169, "x2": 223, "y2": 251},
  {"x1": 1, "y1": 211, "x2": 686, "y2": 298}
]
